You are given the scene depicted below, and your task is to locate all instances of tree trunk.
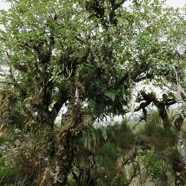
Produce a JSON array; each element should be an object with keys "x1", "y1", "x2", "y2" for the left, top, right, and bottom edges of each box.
[
  {"x1": 172, "y1": 117, "x2": 186, "y2": 186},
  {"x1": 172, "y1": 156, "x2": 186, "y2": 186},
  {"x1": 37, "y1": 87, "x2": 84, "y2": 185},
  {"x1": 172, "y1": 133, "x2": 186, "y2": 186}
]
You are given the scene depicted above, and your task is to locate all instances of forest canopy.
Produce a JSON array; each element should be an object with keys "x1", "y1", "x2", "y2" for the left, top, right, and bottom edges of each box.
[{"x1": 0, "y1": 0, "x2": 186, "y2": 185}]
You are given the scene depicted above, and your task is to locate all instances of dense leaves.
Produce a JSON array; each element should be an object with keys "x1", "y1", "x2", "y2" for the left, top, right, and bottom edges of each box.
[{"x1": 0, "y1": 0, "x2": 186, "y2": 185}]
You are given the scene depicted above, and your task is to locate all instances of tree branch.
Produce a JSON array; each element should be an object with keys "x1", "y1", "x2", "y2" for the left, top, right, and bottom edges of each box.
[
  {"x1": 109, "y1": 0, "x2": 127, "y2": 24},
  {"x1": 0, "y1": 81, "x2": 14, "y2": 84},
  {"x1": 114, "y1": 0, "x2": 127, "y2": 10}
]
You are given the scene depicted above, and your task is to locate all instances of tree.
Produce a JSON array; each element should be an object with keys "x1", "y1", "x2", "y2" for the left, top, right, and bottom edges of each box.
[{"x1": 0, "y1": 0, "x2": 186, "y2": 185}]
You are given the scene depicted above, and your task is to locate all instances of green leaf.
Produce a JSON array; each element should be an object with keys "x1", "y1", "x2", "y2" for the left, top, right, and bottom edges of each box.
[{"x1": 105, "y1": 91, "x2": 116, "y2": 102}]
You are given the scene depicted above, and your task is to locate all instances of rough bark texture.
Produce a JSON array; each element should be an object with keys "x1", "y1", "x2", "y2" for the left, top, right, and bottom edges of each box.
[{"x1": 173, "y1": 116, "x2": 186, "y2": 186}]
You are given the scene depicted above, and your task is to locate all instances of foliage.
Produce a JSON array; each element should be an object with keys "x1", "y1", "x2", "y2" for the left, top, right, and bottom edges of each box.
[
  {"x1": 0, "y1": 0, "x2": 186, "y2": 185},
  {"x1": 0, "y1": 156, "x2": 15, "y2": 185}
]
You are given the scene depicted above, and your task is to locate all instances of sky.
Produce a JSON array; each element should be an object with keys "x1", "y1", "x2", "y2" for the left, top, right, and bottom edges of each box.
[
  {"x1": 0, "y1": 1, "x2": 10, "y2": 10},
  {"x1": 0, "y1": 0, "x2": 186, "y2": 10},
  {"x1": 166, "y1": 0, "x2": 186, "y2": 8}
]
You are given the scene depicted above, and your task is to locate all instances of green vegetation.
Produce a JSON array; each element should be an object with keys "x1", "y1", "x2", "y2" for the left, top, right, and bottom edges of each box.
[
  {"x1": 0, "y1": 0, "x2": 186, "y2": 185},
  {"x1": 0, "y1": 156, "x2": 15, "y2": 185}
]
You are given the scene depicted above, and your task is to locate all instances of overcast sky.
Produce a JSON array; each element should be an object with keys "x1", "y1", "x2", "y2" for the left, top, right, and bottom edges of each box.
[
  {"x1": 0, "y1": 0, "x2": 186, "y2": 10},
  {"x1": 166, "y1": 0, "x2": 186, "y2": 8},
  {"x1": 0, "y1": 1, "x2": 10, "y2": 10}
]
